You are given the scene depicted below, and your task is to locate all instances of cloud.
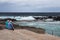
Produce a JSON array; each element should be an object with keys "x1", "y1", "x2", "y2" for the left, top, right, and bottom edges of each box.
[
  {"x1": 3, "y1": 0, "x2": 60, "y2": 7},
  {"x1": 0, "y1": 0, "x2": 60, "y2": 12}
]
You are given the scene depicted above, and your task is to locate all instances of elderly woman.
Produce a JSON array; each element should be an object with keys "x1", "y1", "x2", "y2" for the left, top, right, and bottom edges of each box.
[{"x1": 5, "y1": 20, "x2": 9, "y2": 29}]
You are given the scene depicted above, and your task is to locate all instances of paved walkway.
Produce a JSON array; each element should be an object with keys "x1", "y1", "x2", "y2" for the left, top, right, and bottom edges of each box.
[{"x1": 0, "y1": 29, "x2": 60, "y2": 40}]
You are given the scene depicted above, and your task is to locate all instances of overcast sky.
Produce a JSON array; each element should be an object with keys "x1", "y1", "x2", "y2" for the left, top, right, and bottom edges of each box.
[{"x1": 0, "y1": 0, "x2": 60, "y2": 12}]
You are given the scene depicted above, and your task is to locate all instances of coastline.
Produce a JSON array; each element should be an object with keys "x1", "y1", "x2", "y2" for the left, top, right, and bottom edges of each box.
[
  {"x1": 0, "y1": 28, "x2": 60, "y2": 40},
  {"x1": 14, "y1": 21, "x2": 60, "y2": 37},
  {"x1": 0, "y1": 23, "x2": 60, "y2": 40}
]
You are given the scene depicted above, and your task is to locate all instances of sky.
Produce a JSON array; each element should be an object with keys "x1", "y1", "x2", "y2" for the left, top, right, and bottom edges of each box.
[{"x1": 0, "y1": 0, "x2": 60, "y2": 12}]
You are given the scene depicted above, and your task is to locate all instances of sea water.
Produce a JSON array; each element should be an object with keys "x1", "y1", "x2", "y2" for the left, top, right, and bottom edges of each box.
[{"x1": 14, "y1": 21, "x2": 60, "y2": 37}]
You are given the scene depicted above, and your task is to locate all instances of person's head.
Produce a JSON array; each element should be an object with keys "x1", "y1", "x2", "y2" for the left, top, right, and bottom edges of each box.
[
  {"x1": 9, "y1": 20, "x2": 12, "y2": 23},
  {"x1": 7, "y1": 20, "x2": 9, "y2": 22}
]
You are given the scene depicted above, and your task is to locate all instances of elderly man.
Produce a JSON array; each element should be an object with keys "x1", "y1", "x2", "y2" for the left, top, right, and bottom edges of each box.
[{"x1": 8, "y1": 20, "x2": 14, "y2": 31}]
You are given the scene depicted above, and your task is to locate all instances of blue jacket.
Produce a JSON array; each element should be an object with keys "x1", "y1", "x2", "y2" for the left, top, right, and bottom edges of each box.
[
  {"x1": 5, "y1": 21, "x2": 8, "y2": 28},
  {"x1": 8, "y1": 22, "x2": 13, "y2": 29}
]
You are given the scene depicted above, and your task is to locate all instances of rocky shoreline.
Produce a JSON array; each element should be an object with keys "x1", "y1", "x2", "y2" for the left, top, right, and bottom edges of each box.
[
  {"x1": 14, "y1": 24, "x2": 45, "y2": 34},
  {"x1": 0, "y1": 21, "x2": 45, "y2": 34},
  {"x1": 0, "y1": 22, "x2": 60, "y2": 40}
]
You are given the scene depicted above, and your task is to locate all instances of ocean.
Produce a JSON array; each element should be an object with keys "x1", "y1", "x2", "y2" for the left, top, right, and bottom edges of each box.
[
  {"x1": 14, "y1": 21, "x2": 60, "y2": 37},
  {"x1": 0, "y1": 12, "x2": 60, "y2": 16}
]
